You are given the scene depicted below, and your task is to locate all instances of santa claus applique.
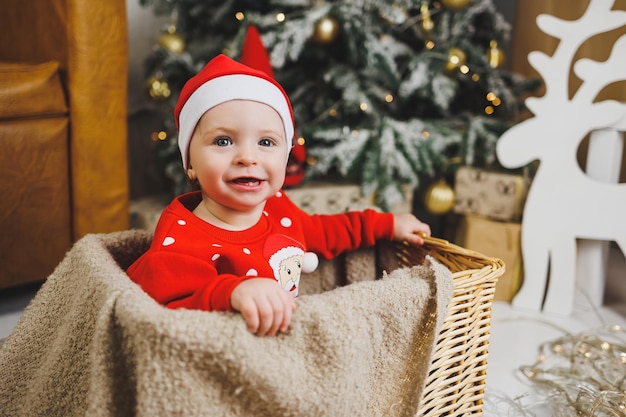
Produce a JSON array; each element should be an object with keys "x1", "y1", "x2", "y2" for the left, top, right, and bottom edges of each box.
[{"x1": 263, "y1": 234, "x2": 318, "y2": 298}]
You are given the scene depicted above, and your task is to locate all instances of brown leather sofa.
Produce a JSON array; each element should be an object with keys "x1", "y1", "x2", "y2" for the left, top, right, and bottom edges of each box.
[{"x1": 0, "y1": 1, "x2": 129, "y2": 289}]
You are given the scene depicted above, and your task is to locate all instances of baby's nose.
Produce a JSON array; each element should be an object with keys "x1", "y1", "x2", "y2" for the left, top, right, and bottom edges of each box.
[{"x1": 234, "y1": 143, "x2": 258, "y2": 165}]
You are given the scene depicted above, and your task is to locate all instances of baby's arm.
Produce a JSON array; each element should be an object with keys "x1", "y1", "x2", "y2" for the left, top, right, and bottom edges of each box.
[
  {"x1": 230, "y1": 278, "x2": 296, "y2": 337},
  {"x1": 393, "y1": 213, "x2": 431, "y2": 245}
]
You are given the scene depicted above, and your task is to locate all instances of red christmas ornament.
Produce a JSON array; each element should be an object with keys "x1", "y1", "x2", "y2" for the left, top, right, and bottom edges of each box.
[{"x1": 240, "y1": 25, "x2": 274, "y2": 77}]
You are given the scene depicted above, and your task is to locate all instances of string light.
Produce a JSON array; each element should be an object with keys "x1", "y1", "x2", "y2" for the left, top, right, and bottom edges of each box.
[
  {"x1": 329, "y1": 108, "x2": 337, "y2": 117},
  {"x1": 360, "y1": 102, "x2": 368, "y2": 111},
  {"x1": 276, "y1": 12, "x2": 286, "y2": 22},
  {"x1": 486, "y1": 92, "x2": 502, "y2": 109},
  {"x1": 425, "y1": 40, "x2": 435, "y2": 50},
  {"x1": 519, "y1": 325, "x2": 626, "y2": 416},
  {"x1": 459, "y1": 65, "x2": 469, "y2": 74},
  {"x1": 235, "y1": 11, "x2": 245, "y2": 21},
  {"x1": 150, "y1": 131, "x2": 168, "y2": 142},
  {"x1": 385, "y1": 94, "x2": 394, "y2": 103},
  {"x1": 421, "y1": 130, "x2": 430, "y2": 139}
]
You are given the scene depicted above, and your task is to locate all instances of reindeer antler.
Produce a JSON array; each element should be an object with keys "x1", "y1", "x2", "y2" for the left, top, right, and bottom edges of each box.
[
  {"x1": 525, "y1": 0, "x2": 626, "y2": 115},
  {"x1": 574, "y1": 35, "x2": 626, "y2": 102},
  {"x1": 574, "y1": 34, "x2": 626, "y2": 130}
]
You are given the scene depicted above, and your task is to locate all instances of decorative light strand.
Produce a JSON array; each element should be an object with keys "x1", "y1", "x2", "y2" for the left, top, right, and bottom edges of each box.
[{"x1": 519, "y1": 325, "x2": 626, "y2": 417}]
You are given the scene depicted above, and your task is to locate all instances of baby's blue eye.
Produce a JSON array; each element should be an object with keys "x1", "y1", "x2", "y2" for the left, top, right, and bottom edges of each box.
[
  {"x1": 215, "y1": 137, "x2": 231, "y2": 146},
  {"x1": 259, "y1": 138, "x2": 273, "y2": 147}
]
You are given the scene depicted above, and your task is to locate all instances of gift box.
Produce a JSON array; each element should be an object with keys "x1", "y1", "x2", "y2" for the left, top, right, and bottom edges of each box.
[
  {"x1": 130, "y1": 194, "x2": 169, "y2": 232},
  {"x1": 285, "y1": 182, "x2": 413, "y2": 215},
  {"x1": 455, "y1": 214, "x2": 522, "y2": 302},
  {"x1": 454, "y1": 166, "x2": 530, "y2": 222}
]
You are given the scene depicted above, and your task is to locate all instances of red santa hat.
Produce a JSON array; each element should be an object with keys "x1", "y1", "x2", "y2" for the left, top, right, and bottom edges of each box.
[{"x1": 174, "y1": 33, "x2": 295, "y2": 170}]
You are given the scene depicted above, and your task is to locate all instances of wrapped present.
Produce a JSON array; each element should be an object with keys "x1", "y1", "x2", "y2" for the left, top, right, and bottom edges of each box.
[
  {"x1": 285, "y1": 182, "x2": 413, "y2": 215},
  {"x1": 130, "y1": 194, "x2": 169, "y2": 232},
  {"x1": 455, "y1": 214, "x2": 522, "y2": 302},
  {"x1": 453, "y1": 166, "x2": 530, "y2": 221}
]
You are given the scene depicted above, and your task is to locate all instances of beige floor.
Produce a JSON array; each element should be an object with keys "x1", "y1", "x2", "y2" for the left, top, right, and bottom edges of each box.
[{"x1": 484, "y1": 244, "x2": 626, "y2": 416}]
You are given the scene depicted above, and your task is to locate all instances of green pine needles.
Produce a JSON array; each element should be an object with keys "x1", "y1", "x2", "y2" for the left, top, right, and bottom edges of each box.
[{"x1": 141, "y1": 0, "x2": 538, "y2": 211}]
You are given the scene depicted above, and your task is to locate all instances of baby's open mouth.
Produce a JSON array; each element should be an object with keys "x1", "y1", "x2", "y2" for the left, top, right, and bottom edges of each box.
[{"x1": 232, "y1": 177, "x2": 262, "y2": 186}]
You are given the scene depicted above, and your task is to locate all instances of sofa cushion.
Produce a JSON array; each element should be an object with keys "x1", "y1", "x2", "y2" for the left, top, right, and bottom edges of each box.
[{"x1": 0, "y1": 61, "x2": 67, "y2": 120}]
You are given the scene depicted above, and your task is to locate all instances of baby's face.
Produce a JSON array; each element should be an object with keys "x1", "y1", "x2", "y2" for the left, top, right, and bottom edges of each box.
[
  {"x1": 277, "y1": 255, "x2": 302, "y2": 294},
  {"x1": 187, "y1": 99, "x2": 289, "y2": 215}
]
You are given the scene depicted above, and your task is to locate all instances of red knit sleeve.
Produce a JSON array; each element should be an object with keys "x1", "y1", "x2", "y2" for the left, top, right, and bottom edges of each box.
[
  {"x1": 127, "y1": 251, "x2": 249, "y2": 312},
  {"x1": 295, "y1": 208, "x2": 394, "y2": 259}
]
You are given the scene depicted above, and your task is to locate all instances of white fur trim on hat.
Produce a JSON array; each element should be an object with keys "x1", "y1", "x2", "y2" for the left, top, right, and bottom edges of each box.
[
  {"x1": 178, "y1": 74, "x2": 295, "y2": 170},
  {"x1": 268, "y1": 245, "x2": 304, "y2": 275}
]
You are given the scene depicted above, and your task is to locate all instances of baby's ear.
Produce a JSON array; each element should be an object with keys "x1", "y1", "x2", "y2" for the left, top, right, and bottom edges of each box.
[{"x1": 186, "y1": 168, "x2": 201, "y2": 191}]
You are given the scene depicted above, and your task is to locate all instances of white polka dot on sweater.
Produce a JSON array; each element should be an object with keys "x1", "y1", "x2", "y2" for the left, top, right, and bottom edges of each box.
[
  {"x1": 212, "y1": 243, "x2": 222, "y2": 247},
  {"x1": 246, "y1": 269, "x2": 258, "y2": 276},
  {"x1": 276, "y1": 191, "x2": 283, "y2": 198},
  {"x1": 177, "y1": 219, "x2": 186, "y2": 225},
  {"x1": 243, "y1": 248, "x2": 251, "y2": 255},
  {"x1": 280, "y1": 217, "x2": 292, "y2": 227},
  {"x1": 212, "y1": 254, "x2": 220, "y2": 261},
  {"x1": 162, "y1": 237, "x2": 175, "y2": 246}
]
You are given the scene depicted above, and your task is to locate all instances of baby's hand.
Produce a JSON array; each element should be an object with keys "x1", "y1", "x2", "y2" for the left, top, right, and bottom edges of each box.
[
  {"x1": 393, "y1": 213, "x2": 431, "y2": 245},
  {"x1": 230, "y1": 278, "x2": 296, "y2": 337}
]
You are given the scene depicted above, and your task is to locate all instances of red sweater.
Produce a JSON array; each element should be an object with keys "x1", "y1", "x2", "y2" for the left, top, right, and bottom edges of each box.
[{"x1": 127, "y1": 190, "x2": 394, "y2": 312}]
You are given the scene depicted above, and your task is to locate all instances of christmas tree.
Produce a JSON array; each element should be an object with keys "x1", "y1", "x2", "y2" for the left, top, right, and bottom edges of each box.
[{"x1": 141, "y1": 0, "x2": 537, "y2": 211}]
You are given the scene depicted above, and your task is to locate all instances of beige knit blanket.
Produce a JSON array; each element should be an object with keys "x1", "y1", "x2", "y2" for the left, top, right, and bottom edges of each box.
[{"x1": 0, "y1": 230, "x2": 452, "y2": 417}]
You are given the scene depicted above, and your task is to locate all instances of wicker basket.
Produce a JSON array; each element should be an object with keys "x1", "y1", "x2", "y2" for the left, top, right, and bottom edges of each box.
[{"x1": 395, "y1": 236, "x2": 505, "y2": 417}]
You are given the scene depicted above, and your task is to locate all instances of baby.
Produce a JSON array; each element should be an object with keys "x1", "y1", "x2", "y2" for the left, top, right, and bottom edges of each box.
[{"x1": 127, "y1": 54, "x2": 431, "y2": 336}]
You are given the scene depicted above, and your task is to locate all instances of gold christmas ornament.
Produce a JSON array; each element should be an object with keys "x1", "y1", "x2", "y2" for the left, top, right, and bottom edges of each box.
[
  {"x1": 158, "y1": 26, "x2": 186, "y2": 54},
  {"x1": 486, "y1": 40, "x2": 505, "y2": 68},
  {"x1": 311, "y1": 16, "x2": 341, "y2": 45},
  {"x1": 424, "y1": 178, "x2": 455, "y2": 215},
  {"x1": 441, "y1": 0, "x2": 472, "y2": 11},
  {"x1": 445, "y1": 47, "x2": 467, "y2": 73},
  {"x1": 145, "y1": 75, "x2": 171, "y2": 101}
]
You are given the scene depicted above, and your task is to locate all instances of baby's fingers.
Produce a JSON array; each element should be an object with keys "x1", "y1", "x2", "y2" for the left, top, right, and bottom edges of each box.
[
  {"x1": 255, "y1": 296, "x2": 282, "y2": 337},
  {"x1": 257, "y1": 291, "x2": 295, "y2": 336},
  {"x1": 237, "y1": 300, "x2": 261, "y2": 334}
]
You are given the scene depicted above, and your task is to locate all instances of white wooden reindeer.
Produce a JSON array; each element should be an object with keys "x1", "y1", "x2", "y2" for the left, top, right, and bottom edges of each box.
[{"x1": 496, "y1": 0, "x2": 626, "y2": 315}]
